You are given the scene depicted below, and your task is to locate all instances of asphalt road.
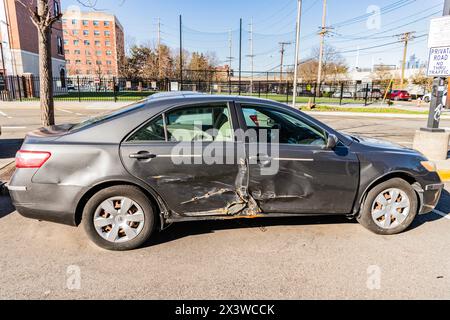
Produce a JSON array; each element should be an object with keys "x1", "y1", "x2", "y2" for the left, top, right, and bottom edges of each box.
[{"x1": 1, "y1": 104, "x2": 450, "y2": 299}]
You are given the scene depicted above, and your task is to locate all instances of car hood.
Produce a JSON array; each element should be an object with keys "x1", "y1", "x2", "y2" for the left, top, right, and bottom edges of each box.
[{"x1": 352, "y1": 135, "x2": 420, "y2": 154}]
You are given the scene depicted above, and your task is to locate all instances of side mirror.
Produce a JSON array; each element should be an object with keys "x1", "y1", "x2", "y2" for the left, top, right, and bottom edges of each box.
[{"x1": 324, "y1": 134, "x2": 339, "y2": 150}]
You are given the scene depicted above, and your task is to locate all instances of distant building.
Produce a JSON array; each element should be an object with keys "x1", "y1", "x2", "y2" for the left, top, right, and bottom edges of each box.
[
  {"x1": 62, "y1": 10, "x2": 125, "y2": 78},
  {"x1": 0, "y1": 0, "x2": 66, "y2": 78}
]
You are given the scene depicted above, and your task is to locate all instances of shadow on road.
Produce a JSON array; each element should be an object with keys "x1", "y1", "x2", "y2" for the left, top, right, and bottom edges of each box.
[
  {"x1": 0, "y1": 195, "x2": 15, "y2": 219},
  {"x1": 0, "y1": 139, "x2": 23, "y2": 159},
  {"x1": 411, "y1": 189, "x2": 450, "y2": 229},
  {"x1": 146, "y1": 215, "x2": 355, "y2": 247}
]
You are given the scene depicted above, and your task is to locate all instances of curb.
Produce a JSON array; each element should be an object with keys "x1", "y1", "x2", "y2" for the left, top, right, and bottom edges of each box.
[{"x1": 438, "y1": 170, "x2": 450, "y2": 182}]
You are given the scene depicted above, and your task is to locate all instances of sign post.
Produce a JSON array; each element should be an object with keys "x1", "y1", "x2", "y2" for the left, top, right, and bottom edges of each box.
[
  {"x1": 413, "y1": 1, "x2": 450, "y2": 162},
  {"x1": 422, "y1": 13, "x2": 450, "y2": 132}
]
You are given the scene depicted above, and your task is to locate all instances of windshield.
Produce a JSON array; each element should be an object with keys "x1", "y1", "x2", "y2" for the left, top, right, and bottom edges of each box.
[{"x1": 71, "y1": 101, "x2": 147, "y2": 131}]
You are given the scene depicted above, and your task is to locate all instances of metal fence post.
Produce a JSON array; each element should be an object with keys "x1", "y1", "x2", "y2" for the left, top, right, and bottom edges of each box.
[
  {"x1": 339, "y1": 83, "x2": 344, "y2": 106},
  {"x1": 286, "y1": 81, "x2": 289, "y2": 103},
  {"x1": 313, "y1": 83, "x2": 317, "y2": 104},
  {"x1": 364, "y1": 83, "x2": 369, "y2": 106},
  {"x1": 266, "y1": 72, "x2": 269, "y2": 98},
  {"x1": 17, "y1": 75, "x2": 22, "y2": 101},
  {"x1": 113, "y1": 77, "x2": 117, "y2": 102},
  {"x1": 77, "y1": 76, "x2": 81, "y2": 102}
]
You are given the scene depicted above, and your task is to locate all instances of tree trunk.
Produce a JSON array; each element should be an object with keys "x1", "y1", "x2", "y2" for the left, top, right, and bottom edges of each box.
[{"x1": 38, "y1": 27, "x2": 55, "y2": 126}]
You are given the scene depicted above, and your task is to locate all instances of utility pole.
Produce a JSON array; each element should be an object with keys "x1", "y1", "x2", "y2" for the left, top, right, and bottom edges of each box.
[
  {"x1": 399, "y1": 31, "x2": 415, "y2": 89},
  {"x1": 247, "y1": 19, "x2": 255, "y2": 95},
  {"x1": 157, "y1": 17, "x2": 161, "y2": 78},
  {"x1": 292, "y1": 0, "x2": 303, "y2": 107},
  {"x1": 317, "y1": 0, "x2": 329, "y2": 95},
  {"x1": 279, "y1": 41, "x2": 291, "y2": 94},
  {"x1": 239, "y1": 18, "x2": 242, "y2": 95},
  {"x1": 227, "y1": 29, "x2": 234, "y2": 70},
  {"x1": 179, "y1": 15, "x2": 183, "y2": 91}
]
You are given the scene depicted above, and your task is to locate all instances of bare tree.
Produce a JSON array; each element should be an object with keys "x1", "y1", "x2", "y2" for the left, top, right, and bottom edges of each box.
[{"x1": 17, "y1": 0, "x2": 62, "y2": 126}]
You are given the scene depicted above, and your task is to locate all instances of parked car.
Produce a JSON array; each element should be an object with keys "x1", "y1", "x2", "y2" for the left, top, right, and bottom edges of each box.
[
  {"x1": 356, "y1": 88, "x2": 383, "y2": 99},
  {"x1": 8, "y1": 93, "x2": 443, "y2": 250},
  {"x1": 332, "y1": 91, "x2": 353, "y2": 98},
  {"x1": 422, "y1": 91, "x2": 448, "y2": 106},
  {"x1": 386, "y1": 90, "x2": 411, "y2": 101}
]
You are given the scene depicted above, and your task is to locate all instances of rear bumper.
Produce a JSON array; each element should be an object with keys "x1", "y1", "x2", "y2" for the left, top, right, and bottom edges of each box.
[{"x1": 8, "y1": 182, "x2": 82, "y2": 226}]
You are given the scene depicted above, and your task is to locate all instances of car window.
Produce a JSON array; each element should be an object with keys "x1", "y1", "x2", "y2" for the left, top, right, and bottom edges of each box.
[
  {"x1": 241, "y1": 105, "x2": 326, "y2": 146},
  {"x1": 166, "y1": 104, "x2": 232, "y2": 142},
  {"x1": 128, "y1": 115, "x2": 165, "y2": 142}
]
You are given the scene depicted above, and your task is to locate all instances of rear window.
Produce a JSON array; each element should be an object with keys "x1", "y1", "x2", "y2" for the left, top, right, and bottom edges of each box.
[{"x1": 71, "y1": 101, "x2": 146, "y2": 131}]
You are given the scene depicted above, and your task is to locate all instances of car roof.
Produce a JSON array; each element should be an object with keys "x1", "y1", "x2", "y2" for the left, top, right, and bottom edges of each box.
[{"x1": 145, "y1": 92, "x2": 283, "y2": 105}]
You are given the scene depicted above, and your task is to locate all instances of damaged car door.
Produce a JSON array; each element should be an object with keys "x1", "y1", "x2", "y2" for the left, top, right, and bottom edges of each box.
[
  {"x1": 237, "y1": 103, "x2": 360, "y2": 215},
  {"x1": 120, "y1": 102, "x2": 243, "y2": 216}
]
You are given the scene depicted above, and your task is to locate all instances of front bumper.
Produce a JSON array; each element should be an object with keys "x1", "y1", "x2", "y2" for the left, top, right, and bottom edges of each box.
[{"x1": 418, "y1": 183, "x2": 444, "y2": 214}]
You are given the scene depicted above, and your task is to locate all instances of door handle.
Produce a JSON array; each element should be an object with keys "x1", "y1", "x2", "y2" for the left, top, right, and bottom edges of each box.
[
  {"x1": 129, "y1": 151, "x2": 157, "y2": 160},
  {"x1": 257, "y1": 154, "x2": 272, "y2": 166}
]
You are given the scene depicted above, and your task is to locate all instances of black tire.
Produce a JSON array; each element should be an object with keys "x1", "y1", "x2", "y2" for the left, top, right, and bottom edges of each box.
[
  {"x1": 357, "y1": 178, "x2": 418, "y2": 235},
  {"x1": 82, "y1": 185, "x2": 155, "y2": 251},
  {"x1": 424, "y1": 96, "x2": 430, "y2": 103}
]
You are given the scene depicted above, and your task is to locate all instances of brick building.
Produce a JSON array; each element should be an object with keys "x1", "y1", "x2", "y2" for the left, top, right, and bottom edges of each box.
[
  {"x1": 62, "y1": 10, "x2": 125, "y2": 78},
  {"x1": 0, "y1": 0, "x2": 66, "y2": 78}
]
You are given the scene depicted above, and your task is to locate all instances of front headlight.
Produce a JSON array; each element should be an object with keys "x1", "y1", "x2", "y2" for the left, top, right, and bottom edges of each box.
[{"x1": 421, "y1": 161, "x2": 437, "y2": 172}]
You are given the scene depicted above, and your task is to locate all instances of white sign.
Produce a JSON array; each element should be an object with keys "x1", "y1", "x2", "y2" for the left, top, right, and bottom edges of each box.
[
  {"x1": 170, "y1": 82, "x2": 179, "y2": 91},
  {"x1": 427, "y1": 47, "x2": 450, "y2": 77},
  {"x1": 429, "y1": 16, "x2": 450, "y2": 48}
]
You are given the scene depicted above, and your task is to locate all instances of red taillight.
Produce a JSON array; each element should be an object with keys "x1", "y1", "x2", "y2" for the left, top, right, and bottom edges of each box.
[{"x1": 16, "y1": 150, "x2": 51, "y2": 169}]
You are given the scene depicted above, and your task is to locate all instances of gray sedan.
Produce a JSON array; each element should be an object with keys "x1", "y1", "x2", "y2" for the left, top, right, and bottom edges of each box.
[{"x1": 8, "y1": 93, "x2": 444, "y2": 250}]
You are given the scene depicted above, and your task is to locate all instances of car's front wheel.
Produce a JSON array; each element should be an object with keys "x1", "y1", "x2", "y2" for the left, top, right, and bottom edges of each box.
[
  {"x1": 357, "y1": 178, "x2": 418, "y2": 235},
  {"x1": 82, "y1": 185, "x2": 155, "y2": 251}
]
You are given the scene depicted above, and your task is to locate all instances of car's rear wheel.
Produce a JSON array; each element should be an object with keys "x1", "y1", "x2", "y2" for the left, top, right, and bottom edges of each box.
[
  {"x1": 82, "y1": 185, "x2": 155, "y2": 251},
  {"x1": 357, "y1": 178, "x2": 418, "y2": 235},
  {"x1": 424, "y1": 96, "x2": 430, "y2": 103}
]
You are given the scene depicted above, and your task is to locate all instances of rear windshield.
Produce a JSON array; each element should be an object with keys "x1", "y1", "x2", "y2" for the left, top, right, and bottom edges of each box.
[{"x1": 71, "y1": 101, "x2": 146, "y2": 131}]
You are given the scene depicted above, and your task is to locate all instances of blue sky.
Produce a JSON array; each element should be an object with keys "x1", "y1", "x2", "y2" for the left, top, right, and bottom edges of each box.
[{"x1": 63, "y1": 0, "x2": 445, "y2": 72}]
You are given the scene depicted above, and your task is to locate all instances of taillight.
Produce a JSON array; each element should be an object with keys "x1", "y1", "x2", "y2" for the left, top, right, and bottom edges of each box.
[{"x1": 16, "y1": 150, "x2": 51, "y2": 169}]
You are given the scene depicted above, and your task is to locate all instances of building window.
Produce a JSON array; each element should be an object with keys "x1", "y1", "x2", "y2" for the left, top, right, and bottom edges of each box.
[
  {"x1": 93, "y1": 20, "x2": 100, "y2": 26},
  {"x1": 104, "y1": 21, "x2": 110, "y2": 27},
  {"x1": 64, "y1": 39, "x2": 69, "y2": 46},
  {"x1": 57, "y1": 36, "x2": 64, "y2": 55},
  {"x1": 73, "y1": 40, "x2": 79, "y2": 46},
  {"x1": 53, "y1": 1, "x2": 61, "y2": 17},
  {"x1": 95, "y1": 40, "x2": 101, "y2": 46},
  {"x1": 94, "y1": 30, "x2": 100, "y2": 36},
  {"x1": 64, "y1": 49, "x2": 70, "y2": 54},
  {"x1": 66, "y1": 60, "x2": 71, "y2": 64},
  {"x1": 106, "y1": 61, "x2": 112, "y2": 65},
  {"x1": 75, "y1": 60, "x2": 81, "y2": 65},
  {"x1": 106, "y1": 50, "x2": 112, "y2": 56},
  {"x1": 83, "y1": 30, "x2": 89, "y2": 36},
  {"x1": 105, "y1": 41, "x2": 111, "y2": 46},
  {"x1": 85, "y1": 50, "x2": 91, "y2": 55},
  {"x1": 86, "y1": 60, "x2": 92, "y2": 65},
  {"x1": 72, "y1": 19, "x2": 77, "y2": 25},
  {"x1": 74, "y1": 50, "x2": 81, "y2": 55},
  {"x1": 72, "y1": 30, "x2": 79, "y2": 35},
  {"x1": 82, "y1": 20, "x2": 89, "y2": 26},
  {"x1": 104, "y1": 31, "x2": 111, "y2": 37},
  {"x1": 63, "y1": 30, "x2": 68, "y2": 35},
  {"x1": 62, "y1": 19, "x2": 67, "y2": 24},
  {"x1": 95, "y1": 50, "x2": 102, "y2": 56},
  {"x1": 96, "y1": 60, "x2": 102, "y2": 65},
  {"x1": 84, "y1": 40, "x2": 90, "y2": 46}
]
